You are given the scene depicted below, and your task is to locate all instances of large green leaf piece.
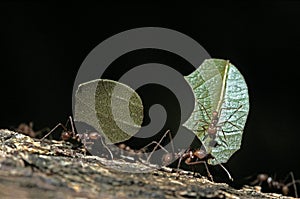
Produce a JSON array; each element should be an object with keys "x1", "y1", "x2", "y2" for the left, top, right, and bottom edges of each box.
[
  {"x1": 183, "y1": 59, "x2": 249, "y2": 165},
  {"x1": 74, "y1": 79, "x2": 144, "y2": 144}
]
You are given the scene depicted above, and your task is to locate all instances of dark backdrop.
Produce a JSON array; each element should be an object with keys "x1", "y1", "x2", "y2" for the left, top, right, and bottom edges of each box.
[{"x1": 1, "y1": 1, "x2": 300, "y2": 184}]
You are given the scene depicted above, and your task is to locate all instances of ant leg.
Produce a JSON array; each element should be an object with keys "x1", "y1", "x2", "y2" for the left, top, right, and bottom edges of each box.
[
  {"x1": 176, "y1": 155, "x2": 184, "y2": 173},
  {"x1": 145, "y1": 130, "x2": 171, "y2": 163},
  {"x1": 190, "y1": 101, "x2": 212, "y2": 127},
  {"x1": 143, "y1": 141, "x2": 170, "y2": 155},
  {"x1": 250, "y1": 174, "x2": 268, "y2": 186},
  {"x1": 284, "y1": 172, "x2": 298, "y2": 198},
  {"x1": 141, "y1": 141, "x2": 171, "y2": 164},
  {"x1": 29, "y1": 122, "x2": 34, "y2": 130},
  {"x1": 40, "y1": 123, "x2": 68, "y2": 141},
  {"x1": 218, "y1": 163, "x2": 233, "y2": 181},
  {"x1": 191, "y1": 120, "x2": 208, "y2": 133},
  {"x1": 285, "y1": 180, "x2": 300, "y2": 198},
  {"x1": 63, "y1": 116, "x2": 71, "y2": 129},
  {"x1": 185, "y1": 160, "x2": 213, "y2": 182},
  {"x1": 98, "y1": 134, "x2": 113, "y2": 160},
  {"x1": 1, "y1": 137, "x2": 5, "y2": 154},
  {"x1": 250, "y1": 178, "x2": 260, "y2": 186},
  {"x1": 213, "y1": 158, "x2": 233, "y2": 181},
  {"x1": 35, "y1": 127, "x2": 50, "y2": 138},
  {"x1": 168, "y1": 129, "x2": 175, "y2": 157}
]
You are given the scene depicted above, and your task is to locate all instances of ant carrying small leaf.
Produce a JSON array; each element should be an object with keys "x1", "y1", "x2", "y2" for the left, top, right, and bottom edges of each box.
[
  {"x1": 184, "y1": 59, "x2": 250, "y2": 165},
  {"x1": 40, "y1": 116, "x2": 113, "y2": 159}
]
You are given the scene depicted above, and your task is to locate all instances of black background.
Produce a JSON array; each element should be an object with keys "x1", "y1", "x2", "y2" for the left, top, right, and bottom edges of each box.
[{"x1": 1, "y1": 1, "x2": 300, "y2": 186}]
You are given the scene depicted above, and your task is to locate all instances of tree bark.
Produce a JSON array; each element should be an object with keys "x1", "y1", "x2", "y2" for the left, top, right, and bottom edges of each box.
[{"x1": 0, "y1": 129, "x2": 294, "y2": 199}]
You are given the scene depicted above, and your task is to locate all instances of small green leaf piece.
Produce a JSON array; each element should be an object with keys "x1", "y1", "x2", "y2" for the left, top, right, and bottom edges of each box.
[
  {"x1": 183, "y1": 59, "x2": 249, "y2": 165},
  {"x1": 74, "y1": 79, "x2": 144, "y2": 144}
]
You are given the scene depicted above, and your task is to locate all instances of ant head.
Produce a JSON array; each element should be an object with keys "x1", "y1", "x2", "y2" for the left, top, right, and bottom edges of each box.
[
  {"x1": 257, "y1": 174, "x2": 269, "y2": 182},
  {"x1": 207, "y1": 124, "x2": 217, "y2": 135},
  {"x1": 118, "y1": 143, "x2": 126, "y2": 150},
  {"x1": 194, "y1": 149, "x2": 207, "y2": 159},
  {"x1": 267, "y1": 177, "x2": 273, "y2": 184},
  {"x1": 162, "y1": 153, "x2": 173, "y2": 166},
  {"x1": 17, "y1": 123, "x2": 30, "y2": 131},
  {"x1": 208, "y1": 123, "x2": 214, "y2": 128},
  {"x1": 282, "y1": 186, "x2": 289, "y2": 196},
  {"x1": 61, "y1": 131, "x2": 71, "y2": 141},
  {"x1": 88, "y1": 132, "x2": 100, "y2": 140},
  {"x1": 212, "y1": 111, "x2": 218, "y2": 117}
]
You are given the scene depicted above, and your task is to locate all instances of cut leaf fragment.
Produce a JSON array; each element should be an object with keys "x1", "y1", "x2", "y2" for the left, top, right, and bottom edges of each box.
[
  {"x1": 183, "y1": 59, "x2": 249, "y2": 165},
  {"x1": 74, "y1": 79, "x2": 144, "y2": 144}
]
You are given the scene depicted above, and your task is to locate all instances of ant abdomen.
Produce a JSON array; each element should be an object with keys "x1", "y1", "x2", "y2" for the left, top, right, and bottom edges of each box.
[
  {"x1": 282, "y1": 186, "x2": 289, "y2": 196},
  {"x1": 61, "y1": 131, "x2": 72, "y2": 141},
  {"x1": 194, "y1": 149, "x2": 206, "y2": 159},
  {"x1": 162, "y1": 153, "x2": 173, "y2": 166},
  {"x1": 88, "y1": 132, "x2": 100, "y2": 140}
]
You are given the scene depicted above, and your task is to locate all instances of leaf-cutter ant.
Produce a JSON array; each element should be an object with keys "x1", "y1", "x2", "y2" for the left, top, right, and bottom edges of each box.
[
  {"x1": 144, "y1": 130, "x2": 233, "y2": 182},
  {"x1": 15, "y1": 122, "x2": 49, "y2": 138},
  {"x1": 40, "y1": 116, "x2": 113, "y2": 159}
]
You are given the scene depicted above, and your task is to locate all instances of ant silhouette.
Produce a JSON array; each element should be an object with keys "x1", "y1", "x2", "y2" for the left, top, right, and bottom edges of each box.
[
  {"x1": 40, "y1": 116, "x2": 113, "y2": 159},
  {"x1": 250, "y1": 172, "x2": 300, "y2": 197}
]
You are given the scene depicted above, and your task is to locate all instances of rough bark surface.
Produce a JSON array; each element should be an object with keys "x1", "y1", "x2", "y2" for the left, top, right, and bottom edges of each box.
[{"x1": 0, "y1": 129, "x2": 294, "y2": 199}]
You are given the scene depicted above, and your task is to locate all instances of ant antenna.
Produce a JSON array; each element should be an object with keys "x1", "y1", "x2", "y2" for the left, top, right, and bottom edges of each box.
[
  {"x1": 98, "y1": 134, "x2": 114, "y2": 160},
  {"x1": 40, "y1": 122, "x2": 68, "y2": 141},
  {"x1": 212, "y1": 157, "x2": 233, "y2": 181},
  {"x1": 218, "y1": 163, "x2": 233, "y2": 181}
]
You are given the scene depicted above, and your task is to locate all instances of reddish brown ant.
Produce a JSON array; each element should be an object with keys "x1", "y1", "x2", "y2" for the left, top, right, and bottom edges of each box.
[
  {"x1": 40, "y1": 116, "x2": 113, "y2": 159},
  {"x1": 161, "y1": 147, "x2": 233, "y2": 182},
  {"x1": 250, "y1": 172, "x2": 300, "y2": 197},
  {"x1": 16, "y1": 122, "x2": 49, "y2": 138},
  {"x1": 144, "y1": 130, "x2": 233, "y2": 182},
  {"x1": 40, "y1": 116, "x2": 164, "y2": 163}
]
